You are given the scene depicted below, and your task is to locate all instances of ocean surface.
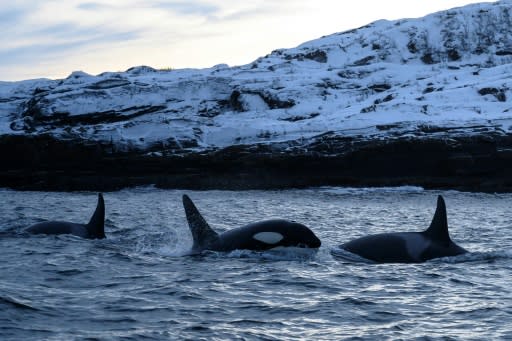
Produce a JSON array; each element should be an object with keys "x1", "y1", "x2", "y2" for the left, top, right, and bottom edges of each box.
[{"x1": 1, "y1": 186, "x2": 511, "y2": 340}]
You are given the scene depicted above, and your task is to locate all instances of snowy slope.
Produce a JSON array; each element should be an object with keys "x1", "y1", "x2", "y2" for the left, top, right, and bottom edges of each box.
[{"x1": 1, "y1": 0, "x2": 512, "y2": 154}]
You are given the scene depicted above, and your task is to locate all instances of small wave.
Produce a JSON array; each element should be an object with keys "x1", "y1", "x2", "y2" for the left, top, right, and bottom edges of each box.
[
  {"x1": 365, "y1": 310, "x2": 406, "y2": 323},
  {"x1": 0, "y1": 295, "x2": 38, "y2": 311},
  {"x1": 91, "y1": 316, "x2": 139, "y2": 323},
  {"x1": 339, "y1": 297, "x2": 378, "y2": 306},
  {"x1": 184, "y1": 325, "x2": 211, "y2": 332},
  {"x1": 56, "y1": 269, "x2": 86, "y2": 276},
  {"x1": 331, "y1": 248, "x2": 512, "y2": 264},
  {"x1": 227, "y1": 247, "x2": 318, "y2": 261},
  {"x1": 0, "y1": 224, "x2": 28, "y2": 236},
  {"x1": 330, "y1": 247, "x2": 375, "y2": 264},
  {"x1": 192, "y1": 247, "x2": 319, "y2": 261},
  {"x1": 314, "y1": 185, "x2": 425, "y2": 195},
  {"x1": 115, "y1": 184, "x2": 159, "y2": 194},
  {"x1": 228, "y1": 319, "x2": 284, "y2": 326},
  {"x1": 433, "y1": 250, "x2": 512, "y2": 263}
]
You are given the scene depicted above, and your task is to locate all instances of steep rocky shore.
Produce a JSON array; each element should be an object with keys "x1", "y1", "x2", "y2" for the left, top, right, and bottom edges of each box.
[{"x1": 2, "y1": 129, "x2": 512, "y2": 192}]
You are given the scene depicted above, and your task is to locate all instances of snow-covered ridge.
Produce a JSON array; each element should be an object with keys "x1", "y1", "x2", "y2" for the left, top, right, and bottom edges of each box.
[{"x1": 1, "y1": 1, "x2": 512, "y2": 154}]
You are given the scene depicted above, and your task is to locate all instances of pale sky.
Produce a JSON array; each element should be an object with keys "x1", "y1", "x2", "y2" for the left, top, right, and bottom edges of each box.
[{"x1": 0, "y1": 0, "x2": 493, "y2": 81}]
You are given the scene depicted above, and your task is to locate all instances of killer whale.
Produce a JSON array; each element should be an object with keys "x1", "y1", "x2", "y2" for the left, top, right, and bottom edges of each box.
[
  {"x1": 182, "y1": 194, "x2": 321, "y2": 253},
  {"x1": 25, "y1": 193, "x2": 105, "y2": 239},
  {"x1": 332, "y1": 195, "x2": 467, "y2": 263}
]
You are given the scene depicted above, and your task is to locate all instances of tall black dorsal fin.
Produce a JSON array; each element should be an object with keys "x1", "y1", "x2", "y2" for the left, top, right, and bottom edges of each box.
[
  {"x1": 86, "y1": 193, "x2": 105, "y2": 239},
  {"x1": 182, "y1": 194, "x2": 219, "y2": 251},
  {"x1": 423, "y1": 195, "x2": 450, "y2": 246}
]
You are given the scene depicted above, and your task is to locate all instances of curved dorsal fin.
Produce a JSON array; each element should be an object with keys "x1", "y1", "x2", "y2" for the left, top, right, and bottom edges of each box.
[
  {"x1": 182, "y1": 194, "x2": 219, "y2": 251},
  {"x1": 86, "y1": 193, "x2": 105, "y2": 239},
  {"x1": 423, "y1": 195, "x2": 450, "y2": 246}
]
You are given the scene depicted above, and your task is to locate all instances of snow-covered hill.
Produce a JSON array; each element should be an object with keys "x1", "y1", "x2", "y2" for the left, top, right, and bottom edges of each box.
[
  {"x1": 1, "y1": 0, "x2": 511, "y2": 154},
  {"x1": 1, "y1": 1, "x2": 512, "y2": 191}
]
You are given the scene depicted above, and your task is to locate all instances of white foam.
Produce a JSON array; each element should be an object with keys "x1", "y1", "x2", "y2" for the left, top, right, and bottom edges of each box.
[{"x1": 227, "y1": 247, "x2": 318, "y2": 261}]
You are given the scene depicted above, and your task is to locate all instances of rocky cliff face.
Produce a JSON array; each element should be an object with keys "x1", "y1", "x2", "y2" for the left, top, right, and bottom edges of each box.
[{"x1": 1, "y1": 1, "x2": 512, "y2": 191}]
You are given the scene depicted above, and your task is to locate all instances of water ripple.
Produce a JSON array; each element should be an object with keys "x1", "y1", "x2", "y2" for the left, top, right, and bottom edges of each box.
[{"x1": 1, "y1": 188, "x2": 512, "y2": 340}]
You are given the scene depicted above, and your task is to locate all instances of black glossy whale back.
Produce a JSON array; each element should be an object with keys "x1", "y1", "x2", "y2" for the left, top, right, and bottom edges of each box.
[
  {"x1": 25, "y1": 193, "x2": 105, "y2": 239},
  {"x1": 337, "y1": 195, "x2": 467, "y2": 263},
  {"x1": 182, "y1": 194, "x2": 321, "y2": 253}
]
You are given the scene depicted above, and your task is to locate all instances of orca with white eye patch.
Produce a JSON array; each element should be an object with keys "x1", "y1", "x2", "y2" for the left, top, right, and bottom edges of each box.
[
  {"x1": 182, "y1": 194, "x2": 321, "y2": 253},
  {"x1": 332, "y1": 195, "x2": 468, "y2": 263}
]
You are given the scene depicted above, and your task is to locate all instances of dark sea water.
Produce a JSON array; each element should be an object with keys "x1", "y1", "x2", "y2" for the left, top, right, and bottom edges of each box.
[{"x1": 1, "y1": 186, "x2": 511, "y2": 340}]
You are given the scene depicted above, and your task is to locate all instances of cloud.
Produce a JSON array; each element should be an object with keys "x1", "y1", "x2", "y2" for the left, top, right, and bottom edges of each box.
[
  {"x1": 0, "y1": 3, "x2": 45, "y2": 37},
  {"x1": 151, "y1": 1, "x2": 220, "y2": 16},
  {"x1": 0, "y1": 1, "x2": 146, "y2": 73},
  {"x1": 0, "y1": 0, "x2": 338, "y2": 80},
  {"x1": 0, "y1": 29, "x2": 141, "y2": 65},
  {"x1": 32, "y1": 21, "x2": 141, "y2": 43},
  {"x1": 77, "y1": 2, "x2": 109, "y2": 11},
  {"x1": 0, "y1": 0, "x2": 492, "y2": 81},
  {"x1": 0, "y1": 7, "x2": 29, "y2": 27}
]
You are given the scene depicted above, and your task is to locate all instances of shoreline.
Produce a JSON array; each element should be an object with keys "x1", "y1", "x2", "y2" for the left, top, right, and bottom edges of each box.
[{"x1": 2, "y1": 133, "x2": 512, "y2": 193}]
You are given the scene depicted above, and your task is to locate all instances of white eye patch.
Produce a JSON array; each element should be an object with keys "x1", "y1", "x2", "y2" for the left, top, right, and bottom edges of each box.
[{"x1": 252, "y1": 232, "x2": 284, "y2": 244}]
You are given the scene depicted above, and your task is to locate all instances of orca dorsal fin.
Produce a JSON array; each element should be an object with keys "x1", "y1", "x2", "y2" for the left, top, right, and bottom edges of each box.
[
  {"x1": 86, "y1": 193, "x2": 105, "y2": 239},
  {"x1": 423, "y1": 195, "x2": 450, "y2": 246},
  {"x1": 182, "y1": 194, "x2": 219, "y2": 251}
]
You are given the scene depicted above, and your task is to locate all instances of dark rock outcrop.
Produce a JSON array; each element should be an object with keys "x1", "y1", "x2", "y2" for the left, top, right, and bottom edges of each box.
[{"x1": 2, "y1": 132, "x2": 512, "y2": 192}]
